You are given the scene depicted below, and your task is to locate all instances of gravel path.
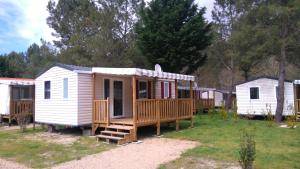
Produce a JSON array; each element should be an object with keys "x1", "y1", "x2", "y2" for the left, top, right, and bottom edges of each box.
[
  {"x1": 0, "y1": 159, "x2": 29, "y2": 169},
  {"x1": 54, "y1": 138, "x2": 198, "y2": 169}
]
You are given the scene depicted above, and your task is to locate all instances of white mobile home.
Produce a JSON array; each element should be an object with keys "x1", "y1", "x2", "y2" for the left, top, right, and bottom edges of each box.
[
  {"x1": 35, "y1": 63, "x2": 195, "y2": 143},
  {"x1": 201, "y1": 89, "x2": 236, "y2": 107},
  {"x1": 236, "y1": 76, "x2": 300, "y2": 116},
  {"x1": 0, "y1": 78, "x2": 35, "y2": 123}
]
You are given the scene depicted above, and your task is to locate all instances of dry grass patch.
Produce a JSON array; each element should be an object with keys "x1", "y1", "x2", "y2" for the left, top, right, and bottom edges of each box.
[
  {"x1": 0, "y1": 128, "x2": 114, "y2": 168},
  {"x1": 162, "y1": 157, "x2": 240, "y2": 169},
  {"x1": 23, "y1": 132, "x2": 80, "y2": 145}
]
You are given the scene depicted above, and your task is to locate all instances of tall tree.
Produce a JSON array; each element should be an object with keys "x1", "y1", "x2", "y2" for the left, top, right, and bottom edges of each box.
[
  {"x1": 0, "y1": 56, "x2": 10, "y2": 77},
  {"x1": 136, "y1": 0, "x2": 212, "y2": 74},
  {"x1": 211, "y1": 0, "x2": 242, "y2": 110},
  {"x1": 5, "y1": 52, "x2": 27, "y2": 77},
  {"x1": 238, "y1": 0, "x2": 300, "y2": 122},
  {"x1": 24, "y1": 41, "x2": 57, "y2": 78},
  {"x1": 47, "y1": 0, "x2": 145, "y2": 67}
]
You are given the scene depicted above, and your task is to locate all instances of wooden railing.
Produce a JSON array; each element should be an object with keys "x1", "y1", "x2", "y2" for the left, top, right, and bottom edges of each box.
[
  {"x1": 193, "y1": 99, "x2": 214, "y2": 111},
  {"x1": 10, "y1": 100, "x2": 34, "y2": 118},
  {"x1": 136, "y1": 99, "x2": 157, "y2": 123},
  {"x1": 178, "y1": 99, "x2": 192, "y2": 118},
  {"x1": 94, "y1": 99, "x2": 110, "y2": 124},
  {"x1": 296, "y1": 99, "x2": 300, "y2": 113},
  {"x1": 136, "y1": 98, "x2": 193, "y2": 125}
]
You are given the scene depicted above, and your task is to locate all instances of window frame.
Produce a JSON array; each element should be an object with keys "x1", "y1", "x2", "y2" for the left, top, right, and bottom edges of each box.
[
  {"x1": 103, "y1": 79, "x2": 110, "y2": 99},
  {"x1": 164, "y1": 82, "x2": 169, "y2": 99},
  {"x1": 63, "y1": 78, "x2": 68, "y2": 99},
  {"x1": 249, "y1": 87, "x2": 260, "y2": 100},
  {"x1": 44, "y1": 81, "x2": 51, "y2": 99},
  {"x1": 138, "y1": 80, "x2": 148, "y2": 99}
]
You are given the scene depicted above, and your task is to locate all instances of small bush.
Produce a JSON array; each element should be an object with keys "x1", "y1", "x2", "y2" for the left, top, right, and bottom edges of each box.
[
  {"x1": 286, "y1": 104, "x2": 297, "y2": 128},
  {"x1": 232, "y1": 98, "x2": 238, "y2": 122},
  {"x1": 208, "y1": 108, "x2": 215, "y2": 118},
  {"x1": 239, "y1": 130, "x2": 256, "y2": 169},
  {"x1": 265, "y1": 104, "x2": 274, "y2": 127},
  {"x1": 16, "y1": 114, "x2": 31, "y2": 132},
  {"x1": 220, "y1": 101, "x2": 228, "y2": 120},
  {"x1": 197, "y1": 103, "x2": 204, "y2": 114}
]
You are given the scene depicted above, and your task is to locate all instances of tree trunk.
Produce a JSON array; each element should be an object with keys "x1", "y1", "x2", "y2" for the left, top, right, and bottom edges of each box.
[
  {"x1": 275, "y1": 45, "x2": 286, "y2": 123},
  {"x1": 226, "y1": 68, "x2": 234, "y2": 111}
]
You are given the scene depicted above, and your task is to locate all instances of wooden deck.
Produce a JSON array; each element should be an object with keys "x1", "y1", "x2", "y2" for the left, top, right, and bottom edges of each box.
[
  {"x1": 296, "y1": 99, "x2": 300, "y2": 119},
  {"x1": 92, "y1": 75, "x2": 194, "y2": 144},
  {"x1": 193, "y1": 98, "x2": 214, "y2": 112},
  {"x1": 0, "y1": 100, "x2": 34, "y2": 124},
  {"x1": 110, "y1": 118, "x2": 134, "y2": 125}
]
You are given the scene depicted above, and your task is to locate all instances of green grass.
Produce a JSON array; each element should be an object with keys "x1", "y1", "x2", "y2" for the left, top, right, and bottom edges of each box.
[
  {"x1": 162, "y1": 113, "x2": 300, "y2": 169},
  {"x1": 0, "y1": 128, "x2": 114, "y2": 168}
]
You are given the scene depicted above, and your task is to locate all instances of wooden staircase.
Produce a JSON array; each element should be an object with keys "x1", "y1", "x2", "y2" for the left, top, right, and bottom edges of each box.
[{"x1": 96, "y1": 124, "x2": 134, "y2": 145}]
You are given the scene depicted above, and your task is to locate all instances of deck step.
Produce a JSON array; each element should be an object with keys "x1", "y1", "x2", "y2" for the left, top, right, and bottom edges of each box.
[
  {"x1": 101, "y1": 130, "x2": 129, "y2": 136},
  {"x1": 95, "y1": 124, "x2": 135, "y2": 145},
  {"x1": 96, "y1": 134, "x2": 123, "y2": 141},
  {"x1": 106, "y1": 125, "x2": 133, "y2": 131}
]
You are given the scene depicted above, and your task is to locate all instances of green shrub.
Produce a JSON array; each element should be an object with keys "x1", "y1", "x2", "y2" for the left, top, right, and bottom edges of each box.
[
  {"x1": 208, "y1": 108, "x2": 215, "y2": 118},
  {"x1": 239, "y1": 130, "x2": 256, "y2": 169},
  {"x1": 232, "y1": 98, "x2": 238, "y2": 122},
  {"x1": 265, "y1": 104, "x2": 274, "y2": 127},
  {"x1": 286, "y1": 104, "x2": 297, "y2": 129},
  {"x1": 16, "y1": 114, "x2": 31, "y2": 132},
  {"x1": 197, "y1": 102, "x2": 204, "y2": 114},
  {"x1": 220, "y1": 101, "x2": 228, "y2": 120}
]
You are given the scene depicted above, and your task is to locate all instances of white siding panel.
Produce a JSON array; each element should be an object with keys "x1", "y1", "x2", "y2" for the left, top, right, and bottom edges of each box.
[
  {"x1": 201, "y1": 91, "x2": 214, "y2": 99},
  {"x1": 236, "y1": 78, "x2": 294, "y2": 116},
  {"x1": 77, "y1": 73, "x2": 93, "y2": 125},
  {"x1": 214, "y1": 91, "x2": 224, "y2": 107},
  {"x1": 0, "y1": 84, "x2": 10, "y2": 115},
  {"x1": 35, "y1": 66, "x2": 79, "y2": 125}
]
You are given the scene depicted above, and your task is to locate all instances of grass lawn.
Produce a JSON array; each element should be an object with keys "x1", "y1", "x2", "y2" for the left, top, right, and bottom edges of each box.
[
  {"x1": 161, "y1": 113, "x2": 300, "y2": 169},
  {"x1": 0, "y1": 128, "x2": 113, "y2": 168}
]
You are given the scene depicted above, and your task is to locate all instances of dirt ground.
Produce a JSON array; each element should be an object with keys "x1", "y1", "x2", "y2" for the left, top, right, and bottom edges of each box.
[
  {"x1": 0, "y1": 159, "x2": 29, "y2": 169},
  {"x1": 54, "y1": 138, "x2": 198, "y2": 169},
  {"x1": 0, "y1": 124, "x2": 39, "y2": 132},
  {"x1": 23, "y1": 132, "x2": 80, "y2": 145},
  {"x1": 0, "y1": 137, "x2": 241, "y2": 169}
]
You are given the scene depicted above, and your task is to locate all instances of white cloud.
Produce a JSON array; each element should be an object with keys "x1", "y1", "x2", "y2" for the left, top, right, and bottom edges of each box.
[
  {"x1": 0, "y1": 0, "x2": 56, "y2": 46},
  {"x1": 0, "y1": 0, "x2": 214, "y2": 51}
]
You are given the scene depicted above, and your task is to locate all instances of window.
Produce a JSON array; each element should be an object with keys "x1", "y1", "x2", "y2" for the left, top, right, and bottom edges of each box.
[
  {"x1": 20, "y1": 86, "x2": 30, "y2": 99},
  {"x1": 12, "y1": 86, "x2": 32, "y2": 100},
  {"x1": 164, "y1": 82, "x2": 169, "y2": 99},
  {"x1": 139, "y1": 81, "x2": 147, "y2": 98},
  {"x1": 63, "y1": 78, "x2": 68, "y2": 99},
  {"x1": 104, "y1": 79, "x2": 110, "y2": 99},
  {"x1": 250, "y1": 87, "x2": 259, "y2": 99},
  {"x1": 44, "y1": 81, "x2": 51, "y2": 99}
]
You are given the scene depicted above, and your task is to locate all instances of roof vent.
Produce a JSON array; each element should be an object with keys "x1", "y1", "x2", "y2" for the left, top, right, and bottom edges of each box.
[{"x1": 155, "y1": 64, "x2": 162, "y2": 73}]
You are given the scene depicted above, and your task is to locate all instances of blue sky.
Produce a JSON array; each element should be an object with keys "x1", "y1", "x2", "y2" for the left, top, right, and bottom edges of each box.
[{"x1": 0, "y1": 0, "x2": 214, "y2": 54}]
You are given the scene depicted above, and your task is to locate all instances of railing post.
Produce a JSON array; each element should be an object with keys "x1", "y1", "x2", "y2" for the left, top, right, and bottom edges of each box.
[
  {"x1": 294, "y1": 84, "x2": 297, "y2": 115},
  {"x1": 156, "y1": 100, "x2": 160, "y2": 135},
  {"x1": 175, "y1": 80, "x2": 179, "y2": 131},
  {"x1": 92, "y1": 73, "x2": 96, "y2": 135},
  {"x1": 9, "y1": 86, "x2": 13, "y2": 125},
  {"x1": 189, "y1": 80, "x2": 194, "y2": 128},
  {"x1": 132, "y1": 76, "x2": 137, "y2": 140},
  {"x1": 107, "y1": 97, "x2": 110, "y2": 125}
]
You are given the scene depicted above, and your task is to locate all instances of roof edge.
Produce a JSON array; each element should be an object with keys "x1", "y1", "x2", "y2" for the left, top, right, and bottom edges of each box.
[{"x1": 235, "y1": 76, "x2": 293, "y2": 86}]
